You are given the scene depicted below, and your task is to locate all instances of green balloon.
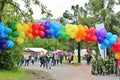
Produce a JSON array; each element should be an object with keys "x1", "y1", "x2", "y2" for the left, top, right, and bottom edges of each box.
[
  {"x1": 13, "y1": 31, "x2": 19, "y2": 37},
  {"x1": 11, "y1": 25, "x2": 17, "y2": 31},
  {"x1": 8, "y1": 28, "x2": 13, "y2": 34},
  {"x1": 64, "y1": 35, "x2": 70, "y2": 40},
  {"x1": 7, "y1": 35, "x2": 13, "y2": 40}
]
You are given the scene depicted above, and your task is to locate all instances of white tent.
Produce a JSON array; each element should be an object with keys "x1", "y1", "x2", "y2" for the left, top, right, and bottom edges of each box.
[{"x1": 25, "y1": 48, "x2": 47, "y2": 53}]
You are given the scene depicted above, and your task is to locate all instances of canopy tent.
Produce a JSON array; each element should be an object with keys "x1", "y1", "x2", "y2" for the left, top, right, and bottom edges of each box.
[{"x1": 25, "y1": 48, "x2": 47, "y2": 53}]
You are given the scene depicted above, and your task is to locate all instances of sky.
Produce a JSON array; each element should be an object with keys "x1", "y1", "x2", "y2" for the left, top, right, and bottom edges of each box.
[
  {"x1": 19, "y1": 0, "x2": 120, "y2": 19},
  {"x1": 33, "y1": 0, "x2": 89, "y2": 19}
]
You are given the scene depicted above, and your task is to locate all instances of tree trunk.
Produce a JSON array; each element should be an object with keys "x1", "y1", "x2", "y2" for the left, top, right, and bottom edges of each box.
[
  {"x1": 78, "y1": 42, "x2": 81, "y2": 63},
  {"x1": 0, "y1": 0, "x2": 6, "y2": 22}
]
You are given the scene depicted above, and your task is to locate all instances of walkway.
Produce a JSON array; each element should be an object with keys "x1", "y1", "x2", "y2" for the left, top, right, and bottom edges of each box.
[{"x1": 23, "y1": 61, "x2": 120, "y2": 80}]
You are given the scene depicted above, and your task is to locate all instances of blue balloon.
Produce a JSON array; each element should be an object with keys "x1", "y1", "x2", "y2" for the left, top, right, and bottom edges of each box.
[
  {"x1": 112, "y1": 35, "x2": 118, "y2": 40},
  {"x1": 4, "y1": 34, "x2": 8, "y2": 38},
  {"x1": 0, "y1": 33, "x2": 5, "y2": 39},
  {"x1": 55, "y1": 32, "x2": 60, "y2": 39},
  {"x1": 0, "y1": 22, "x2": 4, "y2": 33},
  {"x1": 103, "y1": 39, "x2": 109, "y2": 46},
  {"x1": 4, "y1": 27, "x2": 10, "y2": 34},
  {"x1": 50, "y1": 29, "x2": 54, "y2": 35},
  {"x1": 109, "y1": 37, "x2": 116, "y2": 45},
  {"x1": 100, "y1": 44, "x2": 106, "y2": 50},
  {"x1": 6, "y1": 40, "x2": 14, "y2": 48},
  {"x1": 106, "y1": 32, "x2": 112, "y2": 39}
]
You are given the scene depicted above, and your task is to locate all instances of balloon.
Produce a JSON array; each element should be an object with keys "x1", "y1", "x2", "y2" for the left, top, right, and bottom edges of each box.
[
  {"x1": 100, "y1": 44, "x2": 106, "y2": 50},
  {"x1": 22, "y1": 23, "x2": 28, "y2": 31},
  {"x1": 32, "y1": 30, "x2": 39, "y2": 36},
  {"x1": 7, "y1": 35, "x2": 13, "y2": 40},
  {"x1": 12, "y1": 31, "x2": 19, "y2": 37},
  {"x1": 103, "y1": 39, "x2": 109, "y2": 46},
  {"x1": 99, "y1": 28, "x2": 107, "y2": 38},
  {"x1": 19, "y1": 32, "x2": 25, "y2": 37},
  {"x1": 32, "y1": 24, "x2": 39, "y2": 30},
  {"x1": 112, "y1": 35, "x2": 118, "y2": 40},
  {"x1": 91, "y1": 36, "x2": 97, "y2": 42},
  {"x1": 50, "y1": 29, "x2": 54, "y2": 35},
  {"x1": 16, "y1": 37, "x2": 24, "y2": 44},
  {"x1": 55, "y1": 32, "x2": 60, "y2": 38},
  {"x1": 98, "y1": 36, "x2": 104, "y2": 44},
  {"x1": 0, "y1": 33, "x2": 5, "y2": 39},
  {"x1": 6, "y1": 40, "x2": 14, "y2": 48},
  {"x1": 0, "y1": 39, "x2": 6, "y2": 44},
  {"x1": 8, "y1": 28, "x2": 13, "y2": 34},
  {"x1": 11, "y1": 25, "x2": 17, "y2": 31},
  {"x1": 95, "y1": 30, "x2": 100, "y2": 37},
  {"x1": 0, "y1": 44, "x2": 7, "y2": 50},
  {"x1": 89, "y1": 27, "x2": 96, "y2": 35},
  {"x1": 27, "y1": 33, "x2": 34, "y2": 40},
  {"x1": 45, "y1": 30, "x2": 50, "y2": 34},
  {"x1": 75, "y1": 37, "x2": 81, "y2": 42},
  {"x1": 0, "y1": 22, "x2": 4, "y2": 33},
  {"x1": 106, "y1": 32, "x2": 112, "y2": 39},
  {"x1": 115, "y1": 53, "x2": 120, "y2": 59},
  {"x1": 4, "y1": 27, "x2": 10, "y2": 34},
  {"x1": 109, "y1": 37, "x2": 116, "y2": 44},
  {"x1": 38, "y1": 31, "x2": 44, "y2": 38}
]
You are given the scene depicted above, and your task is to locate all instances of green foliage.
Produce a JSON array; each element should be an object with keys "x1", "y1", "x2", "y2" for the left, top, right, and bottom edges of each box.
[
  {"x1": 0, "y1": 0, "x2": 52, "y2": 22},
  {"x1": 0, "y1": 49, "x2": 22, "y2": 70}
]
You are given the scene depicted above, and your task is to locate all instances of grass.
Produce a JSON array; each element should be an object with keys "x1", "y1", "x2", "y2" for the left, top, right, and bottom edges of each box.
[
  {"x1": 0, "y1": 68, "x2": 26, "y2": 80},
  {"x1": 0, "y1": 68, "x2": 55, "y2": 80}
]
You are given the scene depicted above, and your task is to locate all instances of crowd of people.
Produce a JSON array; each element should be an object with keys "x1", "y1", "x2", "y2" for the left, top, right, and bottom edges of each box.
[{"x1": 18, "y1": 51, "x2": 74, "y2": 69}]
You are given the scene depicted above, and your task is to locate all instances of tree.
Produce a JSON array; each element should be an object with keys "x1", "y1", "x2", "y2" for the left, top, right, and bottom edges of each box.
[
  {"x1": 0, "y1": 0, "x2": 52, "y2": 70},
  {"x1": 0, "y1": 0, "x2": 52, "y2": 23}
]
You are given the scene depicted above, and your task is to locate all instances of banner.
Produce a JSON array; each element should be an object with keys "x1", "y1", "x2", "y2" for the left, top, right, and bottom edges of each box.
[{"x1": 95, "y1": 23, "x2": 106, "y2": 59}]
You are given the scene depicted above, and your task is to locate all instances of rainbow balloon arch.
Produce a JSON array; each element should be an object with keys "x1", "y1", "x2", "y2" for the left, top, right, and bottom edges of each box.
[{"x1": 0, "y1": 21, "x2": 120, "y2": 59}]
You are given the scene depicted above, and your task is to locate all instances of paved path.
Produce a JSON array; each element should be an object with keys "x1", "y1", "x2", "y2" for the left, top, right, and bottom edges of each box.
[{"x1": 23, "y1": 61, "x2": 120, "y2": 80}]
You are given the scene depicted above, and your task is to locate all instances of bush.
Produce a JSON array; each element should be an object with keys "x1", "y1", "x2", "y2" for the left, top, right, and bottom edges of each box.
[{"x1": 0, "y1": 49, "x2": 22, "y2": 70}]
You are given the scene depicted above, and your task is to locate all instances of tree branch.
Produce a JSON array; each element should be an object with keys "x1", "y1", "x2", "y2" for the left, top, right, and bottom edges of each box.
[
  {"x1": 6, "y1": 1, "x2": 28, "y2": 22},
  {"x1": 0, "y1": 0, "x2": 6, "y2": 22}
]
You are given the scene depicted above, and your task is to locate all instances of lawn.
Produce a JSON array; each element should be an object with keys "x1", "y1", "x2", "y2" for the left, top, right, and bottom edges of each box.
[
  {"x1": 0, "y1": 69, "x2": 26, "y2": 80},
  {"x1": 0, "y1": 68, "x2": 55, "y2": 80}
]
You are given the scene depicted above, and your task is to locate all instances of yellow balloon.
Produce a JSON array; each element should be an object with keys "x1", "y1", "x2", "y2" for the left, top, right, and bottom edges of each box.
[
  {"x1": 16, "y1": 23, "x2": 23, "y2": 32},
  {"x1": 17, "y1": 37, "x2": 24, "y2": 44},
  {"x1": 20, "y1": 32, "x2": 25, "y2": 37},
  {"x1": 22, "y1": 23, "x2": 29, "y2": 31}
]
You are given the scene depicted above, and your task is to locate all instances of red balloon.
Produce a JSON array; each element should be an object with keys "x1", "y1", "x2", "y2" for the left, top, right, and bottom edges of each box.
[
  {"x1": 32, "y1": 24, "x2": 39, "y2": 30},
  {"x1": 90, "y1": 27, "x2": 96, "y2": 35},
  {"x1": 41, "y1": 26, "x2": 44, "y2": 31},
  {"x1": 91, "y1": 36, "x2": 97, "y2": 42},
  {"x1": 38, "y1": 31, "x2": 44, "y2": 38},
  {"x1": 32, "y1": 30, "x2": 39, "y2": 36}
]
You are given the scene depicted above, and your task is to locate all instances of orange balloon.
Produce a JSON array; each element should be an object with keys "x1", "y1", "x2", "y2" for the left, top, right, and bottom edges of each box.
[
  {"x1": 115, "y1": 53, "x2": 120, "y2": 59},
  {"x1": 83, "y1": 26, "x2": 88, "y2": 32},
  {"x1": 75, "y1": 38, "x2": 81, "y2": 42},
  {"x1": 27, "y1": 33, "x2": 34, "y2": 40}
]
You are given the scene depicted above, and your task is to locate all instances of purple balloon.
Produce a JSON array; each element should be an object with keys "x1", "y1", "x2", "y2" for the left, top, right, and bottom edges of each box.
[
  {"x1": 40, "y1": 22, "x2": 45, "y2": 26},
  {"x1": 45, "y1": 21, "x2": 50, "y2": 25},
  {"x1": 45, "y1": 30, "x2": 50, "y2": 34},
  {"x1": 0, "y1": 44, "x2": 7, "y2": 50},
  {"x1": 0, "y1": 49, "x2": 2, "y2": 54},
  {"x1": 95, "y1": 30, "x2": 100, "y2": 37},
  {"x1": 46, "y1": 35, "x2": 51, "y2": 38},
  {"x1": 98, "y1": 36, "x2": 104, "y2": 44},
  {"x1": 100, "y1": 28, "x2": 107, "y2": 38},
  {"x1": 0, "y1": 39, "x2": 6, "y2": 44}
]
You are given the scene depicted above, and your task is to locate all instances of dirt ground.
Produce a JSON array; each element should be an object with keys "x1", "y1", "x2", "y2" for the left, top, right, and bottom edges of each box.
[{"x1": 24, "y1": 69, "x2": 56, "y2": 80}]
